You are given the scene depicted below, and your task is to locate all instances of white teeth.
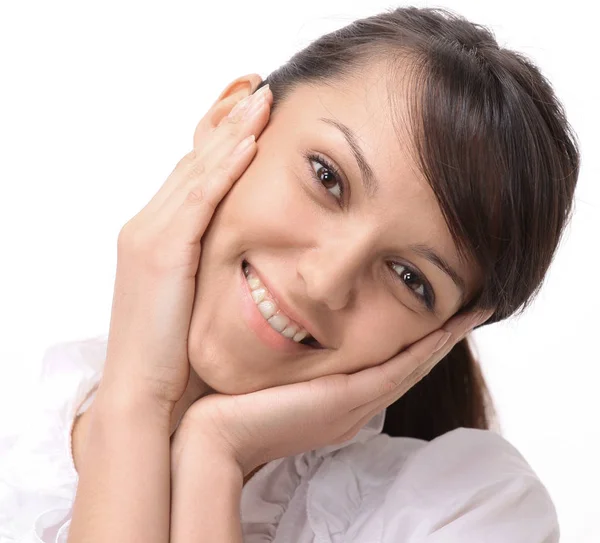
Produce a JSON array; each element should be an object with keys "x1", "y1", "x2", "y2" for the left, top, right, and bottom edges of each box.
[
  {"x1": 245, "y1": 262, "x2": 318, "y2": 346},
  {"x1": 281, "y1": 325, "x2": 298, "y2": 338},
  {"x1": 293, "y1": 330, "x2": 308, "y2": 342},
  {"x1": 267, "y1": 314, "x2": 289, "y2": 332},
  {"x1": 247, "y1": 276, "x2": 261, "y2": 290},
  {"x1": 257, "y1": 300, "x2": 276, "y2": 320},
  {"x1": 251, "y1": 288, "x2": 267, "y2": 304}
]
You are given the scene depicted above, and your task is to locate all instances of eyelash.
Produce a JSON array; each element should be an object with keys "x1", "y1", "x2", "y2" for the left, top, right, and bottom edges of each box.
[
  {"x1": 304, "y1": 151, "x2": 435, "y2": 311},
  {"x1": 306, "y1": 152, "x2": 346, "y2": 205}
]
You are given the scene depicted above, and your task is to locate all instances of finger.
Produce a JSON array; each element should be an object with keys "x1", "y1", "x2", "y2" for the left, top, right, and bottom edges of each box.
[
  {"x1": 349, "y1": 308, "x2": 495, "y2": 422},
  {"x1": 443, "y1": 307, "x2": 495, "y2": 341},
  {"x1": 350, "y1": 345, "x2": 444, "y2": 425},
  {"x1": 345, "y1": 307, "x2": 494, "y2": 413},
  {"x1": 339, "y1": 329, "x2": 451, "y2": 413},
  {"x1": 140, "y1": 92, "x2": 270, "y2": 238},
  {"x1": 137, "y1": 149, "x2": 199, "y2": 219},
  {"x1": 159, "y1": 86, "x2": 271, "y2": 218},
  {"x1": 340, "y1": 405, "x2": 387, "y2": 444},
  {"x1": 194, "y1": 80, "x2": 269, "y2": 147},
  {"x1": 167, "y1": 134, "x2": 258, "y2": 248},
  {"x1": 196, "y1": 85, "x2": 272, "y2": 174},
  {"x1": 141, "y1": 85, "x2": 272, "y2": 217}
]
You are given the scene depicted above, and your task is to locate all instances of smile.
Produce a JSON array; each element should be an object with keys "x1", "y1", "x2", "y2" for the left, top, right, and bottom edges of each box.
[{"x1": 241, "y1": 260, "x2": 322, "y2": 349}]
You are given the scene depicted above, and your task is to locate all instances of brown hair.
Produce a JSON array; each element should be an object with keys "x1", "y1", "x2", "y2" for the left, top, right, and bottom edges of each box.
[{"x1": 254, "y1": 6, "x2": 580, "y2": 440}]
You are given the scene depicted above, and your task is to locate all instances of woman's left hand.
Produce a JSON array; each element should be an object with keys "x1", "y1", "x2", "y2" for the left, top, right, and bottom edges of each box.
[{"x1": 172, "y1": 308, "x2": 493, "y2": 477}]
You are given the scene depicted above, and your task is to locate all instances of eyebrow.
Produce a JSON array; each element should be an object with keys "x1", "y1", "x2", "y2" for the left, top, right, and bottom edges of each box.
[
  {"x1": 319, "y1": 117, "x2": 467, "y2": 302},
  {"x1": 409, "y1": 243, "x2": 466, "y2": 303},
  {"x1": 319, "y1": 117, "x2": 379, "y2": 198}
]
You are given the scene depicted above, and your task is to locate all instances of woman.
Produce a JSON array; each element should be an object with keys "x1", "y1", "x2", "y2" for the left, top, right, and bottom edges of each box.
[{"x1": 0, "y1": 6, "x2": 579, "y2": 542}]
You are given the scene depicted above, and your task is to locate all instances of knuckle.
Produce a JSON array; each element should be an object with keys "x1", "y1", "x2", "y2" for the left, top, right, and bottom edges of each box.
[
  {"x1": 184, "y1": 181, "x2": 218, "y2": 212},
  {"x1": 117, "y1": 220, "x2": 170, "y2": 275},
  {"x1": 225, "y1": 114, "x2": 242, "y2": 127},
  {"x1": 186, "y1": 158, "x2": 206, "y2": 180},
  {"x1": 174, "y1": 149, "x2": 198, "y2": 172},
  {"x1": 117, "y1": 221, "x2": 140, "y2": 251},
  {"x1": 376, "y1": 365, "x2": 400, "y2": 395},
  {"x1": 184, "y1": 182, "x2": 207, "y2": 205}
]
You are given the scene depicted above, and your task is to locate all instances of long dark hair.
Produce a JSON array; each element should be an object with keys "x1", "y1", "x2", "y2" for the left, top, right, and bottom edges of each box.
[{"x1": 254, "y1": 6, "x2": 580, "y2": 440}]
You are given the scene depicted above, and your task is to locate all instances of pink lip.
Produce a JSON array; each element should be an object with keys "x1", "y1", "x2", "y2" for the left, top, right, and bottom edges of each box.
[
  {"x1": 239, "y1": 262, "x2": 313, "y2": 354},
  {"x1": 247, "y1": 261, "x2": 324, "y2": 347}
]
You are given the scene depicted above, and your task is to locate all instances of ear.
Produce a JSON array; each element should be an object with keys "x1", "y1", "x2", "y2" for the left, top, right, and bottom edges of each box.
[{"x1": 193, "y1": 73, "x2": 264, "y2": 149}]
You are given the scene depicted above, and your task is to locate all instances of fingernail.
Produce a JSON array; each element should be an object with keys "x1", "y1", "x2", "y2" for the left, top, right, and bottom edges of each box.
[
  {"x1": 226, "y1": 85, "x2": 270, "y2": 123},
  {"x1": 227, "y1": 94, "x2": 253, "y2": 120},
  {"x1": 470, "y1": 310, "x2": 490, "y2": 329},
  {"x1": 255, "y1": 84, "x2": 270, "y2": 99},
  {"x1": 244, "y1": 89, "x2": 269, "y2": 119},
  {"x1": 459, "y1": 313, "x2": 484, "y2": 339},
  {"x1": 433, "y1": 332, "x2": 452, "y2": 353}
]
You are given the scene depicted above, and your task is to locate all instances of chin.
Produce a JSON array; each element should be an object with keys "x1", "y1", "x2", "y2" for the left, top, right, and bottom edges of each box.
[{"x1": 187, "y1": 334, "x2": 280, "y2": 395}]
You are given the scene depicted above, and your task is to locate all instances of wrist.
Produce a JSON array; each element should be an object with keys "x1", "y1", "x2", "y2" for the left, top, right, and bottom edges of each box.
[
  {"x1": 169, "y1": 428, "x2": 244, "y2": 543},
  {"x1": 170, "y1": 412, "x2": 242, "y2": 476},
  {"x1": 93, "y1": 382, "x2": 173, "y2": 433},
  {"x1": 171, "y1": 427, "x2": 243, "y2": 483}
]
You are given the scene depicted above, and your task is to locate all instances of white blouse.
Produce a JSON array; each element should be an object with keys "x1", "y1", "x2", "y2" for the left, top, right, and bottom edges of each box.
[{"x1": 0, "y1": 336, "x2": 559, "y2": 542}]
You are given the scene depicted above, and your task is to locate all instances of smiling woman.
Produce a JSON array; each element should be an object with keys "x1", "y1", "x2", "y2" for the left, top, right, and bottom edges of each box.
[
  {"x1": 231, "y1": 8, "x2": 579, "y2": 442},
  {"x1": 182, "y1": 10, "x2": 578, "y2": 447},
  {"x1": 0, "y1": 4, "x2": 581, "y2": 543}
]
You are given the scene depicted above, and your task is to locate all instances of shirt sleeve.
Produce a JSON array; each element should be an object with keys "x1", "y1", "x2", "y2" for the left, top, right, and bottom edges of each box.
[
  {"x1": 0, "y1": 337, "x2": 107, "y2": 543},
  {"x1": 377, "y1": 428, "x2": 559, "y2": 543}
]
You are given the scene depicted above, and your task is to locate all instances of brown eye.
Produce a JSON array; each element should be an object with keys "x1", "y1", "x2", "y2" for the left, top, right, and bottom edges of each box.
[
  {"x1": 306, "y1": 153, "x2": 345, "y2": 203},
  {"x1": 389, "y1": 262, "x2": 434, "y2": 310}
]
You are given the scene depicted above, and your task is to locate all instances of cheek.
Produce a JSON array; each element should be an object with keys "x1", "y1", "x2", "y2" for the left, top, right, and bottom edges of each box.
[
  {"x1": 340, "y1": 307, "x2": 435, "y2": 372},
  {"x1": 220, "y1": 153, "x2": 311, "y2": 245}
]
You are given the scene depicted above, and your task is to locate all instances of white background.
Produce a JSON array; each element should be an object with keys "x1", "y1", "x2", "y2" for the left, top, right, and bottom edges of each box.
[{"x1": 0, "y1": 1, "x2": 598, "y2": 541}]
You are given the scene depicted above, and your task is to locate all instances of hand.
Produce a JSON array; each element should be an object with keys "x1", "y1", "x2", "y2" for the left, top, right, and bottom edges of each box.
[
  {"x1": 173, "y1": 308, "x2": 494, "y2": 477},
  {"x1": 97, "y1": 82, "x2": 273, "y2": 413}
]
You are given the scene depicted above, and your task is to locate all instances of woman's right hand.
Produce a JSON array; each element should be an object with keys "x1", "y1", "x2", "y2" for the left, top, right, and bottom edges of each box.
[{"x1": 96, "y1": 81, "x2": 273, "y2": 416}]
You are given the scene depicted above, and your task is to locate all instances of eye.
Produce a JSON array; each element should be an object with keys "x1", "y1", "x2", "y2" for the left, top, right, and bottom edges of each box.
[
  {"x1": 303, "y1": 153, "x2": 435, "y2": 311},
  {"x1": 305, "y1": 152, "x2": 346, "y2": 205},
  {"x1": 389, "y1": 262, "x2": 435, "y2": 311}
]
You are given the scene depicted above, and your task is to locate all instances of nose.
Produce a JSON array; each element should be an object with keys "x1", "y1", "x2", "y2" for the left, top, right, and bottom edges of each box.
[{"x1": 297, "y1": 229, "x2": 373, "y2": 311}]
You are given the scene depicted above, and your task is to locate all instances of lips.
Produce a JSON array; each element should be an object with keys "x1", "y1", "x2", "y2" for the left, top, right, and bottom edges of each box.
[{"x1": 242, "y1": 259, "x2": 324, "y2": 349}]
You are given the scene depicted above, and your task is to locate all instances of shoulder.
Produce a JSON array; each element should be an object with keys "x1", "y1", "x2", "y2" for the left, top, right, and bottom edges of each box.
[
  {"x1": 0, "y1": 336, "x2": 108, "y2": 542},
  {"x1": 395, "y1": 427, "x2": 549, "y2": 492},
  {"x1": 307, "y1": 428, "x2": 559, "y2": 543},
  {"x1": 382, "y1": 428, "x2": 559, "y2": 541}
]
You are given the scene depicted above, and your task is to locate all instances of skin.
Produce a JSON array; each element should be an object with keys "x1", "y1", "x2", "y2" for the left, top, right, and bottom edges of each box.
[
  {"x1": 187, "y1": 65, "x2": 480, "y2": 393},
  {"x1": 72, "y1": 63, "x2": 482, "y2": 486}
]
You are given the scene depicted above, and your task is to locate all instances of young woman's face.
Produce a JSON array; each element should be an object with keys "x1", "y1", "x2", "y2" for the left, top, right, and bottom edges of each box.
[{"x1": 187, "y1": 68, "x2": 481, "y2": 394}]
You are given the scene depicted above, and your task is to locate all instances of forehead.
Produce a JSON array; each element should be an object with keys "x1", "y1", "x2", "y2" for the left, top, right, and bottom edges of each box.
[
  {"x1": 279, "y1": 64, "x2": 433, "y2": 211},
  {"x1": 269, "y1": 64, "x2": 481, "y2": 303}
]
